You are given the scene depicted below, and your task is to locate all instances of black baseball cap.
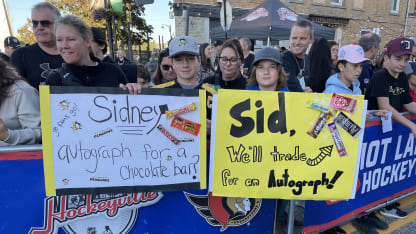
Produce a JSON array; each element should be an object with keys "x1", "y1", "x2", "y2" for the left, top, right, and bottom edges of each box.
[
  {"x1": 213, "y1": 40, "x2": 223, "y2": 47},
  {"x1": 4, "y1": 36, "x2": 21, "y2": 49},
  {"x1": 91, "y1": 27, "x2": 106, "y2": 43}
]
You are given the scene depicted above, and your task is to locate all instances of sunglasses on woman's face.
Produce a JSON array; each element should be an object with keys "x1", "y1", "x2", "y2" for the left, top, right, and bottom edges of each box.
[
  {"x1": 162, "y1": 65, "x2": 173, "y2": 71},
  {"x1": 32, "y1": 20, "x2": 53, "y2": 28}
]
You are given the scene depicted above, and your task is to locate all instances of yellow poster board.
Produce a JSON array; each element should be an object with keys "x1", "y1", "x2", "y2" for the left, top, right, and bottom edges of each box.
[{"x1": 211, "y1": 90, "x2": 365, "y2": 200}]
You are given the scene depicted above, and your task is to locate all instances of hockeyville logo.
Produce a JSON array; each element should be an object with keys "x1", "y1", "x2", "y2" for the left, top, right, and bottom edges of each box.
[
  {"x1": 30, "y1": 192, "x2": 162, "y2": 234},
  {"x1": 185, "y1": 192, "x2": 261, "y2": 231}
]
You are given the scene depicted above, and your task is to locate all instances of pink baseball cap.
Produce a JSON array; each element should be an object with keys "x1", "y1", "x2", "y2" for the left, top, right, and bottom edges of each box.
[
  {"x1": 338, "y1": 44, "x2": 369, "y2": 64},
  {"x1": 387, "y1": 37, "x2": 413, "y2": 57}
]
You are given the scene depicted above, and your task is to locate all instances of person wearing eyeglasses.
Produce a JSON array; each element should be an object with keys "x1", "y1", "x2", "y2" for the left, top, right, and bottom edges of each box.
[
  {"x1": 202, "y1": 39, "x2": 247, "y2": 90},
  {"x1": 45, "y1": 15, "x2": 140, "y2": 94},
  {"x1": 0, "y1": 36, "x2": 22, "y2": 62},
  {"x1": 151, "y1": 48, "x2": 177, "y2": 86},
  {"x1": 10, "y1": 2, "x2": 65, "y2": 89}
]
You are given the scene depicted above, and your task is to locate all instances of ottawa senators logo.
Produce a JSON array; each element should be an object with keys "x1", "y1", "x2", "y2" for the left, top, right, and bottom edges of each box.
[{"x1": 185, "y1": 192, "x2": 261, "y2": 231}]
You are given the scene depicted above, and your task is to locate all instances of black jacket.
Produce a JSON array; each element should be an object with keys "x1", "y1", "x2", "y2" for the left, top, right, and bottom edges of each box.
[
  {"x1": 203, "y1": 72, "x2": 247, "y2": 90},
  {"x1": 46, "y1": 60, "x2": 127, "y2": 87}
]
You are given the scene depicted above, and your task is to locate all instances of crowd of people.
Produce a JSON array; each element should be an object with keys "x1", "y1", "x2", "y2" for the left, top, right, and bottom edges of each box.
[{"x1": 2, "y1": 1, "x2": 416, "y2": 234}]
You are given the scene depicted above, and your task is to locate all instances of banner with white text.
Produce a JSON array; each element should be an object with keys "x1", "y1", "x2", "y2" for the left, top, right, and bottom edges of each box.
[
  {"x1": 0, "y1": 150, "x2": 275, "y2": 234},
  {"x1": 303, "y1": 115, "x2": 416, "y2": 233}
]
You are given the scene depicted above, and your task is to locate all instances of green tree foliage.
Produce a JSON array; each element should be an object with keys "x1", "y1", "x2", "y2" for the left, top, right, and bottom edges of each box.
[
  {"x1": 16, "y1": 0, "x2": 152, "y2": 47},
  {"x1": 16, "y1": 18, "x2": 36, "y2": 44},
  {"x1": 95, "y1": 0, "x2": 153, "y2": 47},
  {"x1": 47, "y1": 0, "x2": 105, "y2": 29}
]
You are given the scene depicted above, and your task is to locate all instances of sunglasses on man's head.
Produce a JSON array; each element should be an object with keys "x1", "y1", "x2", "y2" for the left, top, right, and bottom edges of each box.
[
  {"x1": 161, "y1": 65, "x2": 173, "y2": 71},
  {"x1": 32, "y1": 20, "x2": 53, "y2": 28}
]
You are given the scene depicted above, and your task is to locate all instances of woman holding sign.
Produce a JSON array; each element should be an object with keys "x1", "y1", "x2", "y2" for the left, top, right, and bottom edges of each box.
[{"x1": 46, "y1": 15, "x2": 140, "y2": 94}]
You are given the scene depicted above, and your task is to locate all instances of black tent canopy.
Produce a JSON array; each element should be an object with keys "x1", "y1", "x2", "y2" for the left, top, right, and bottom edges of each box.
[{"x1": 211, "y1": 0, "x2": 335, "y2": 41}]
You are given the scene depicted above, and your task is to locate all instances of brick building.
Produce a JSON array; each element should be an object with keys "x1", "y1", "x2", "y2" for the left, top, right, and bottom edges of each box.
[{"x1": 172, "y1": 0, "x2": 416, "y2": 47}]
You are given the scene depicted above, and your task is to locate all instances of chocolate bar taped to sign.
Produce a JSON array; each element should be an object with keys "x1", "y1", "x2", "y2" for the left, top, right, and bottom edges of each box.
[
  {"x1": 165, "y1": 102, "x2": 197, "y2": 119},
  {"x1": 157, "y1": 124, "x2": 179, "y2": 145},
  {"x1": 171, "y1": 116, "x2": 201, "y2": 136},
  {"x1": 307, "y1": 112, "x2": 331, "y2": 138},
  {"x1": 306, "y1": 101, "x2": 331, "y2": 113},
  {"x1": 328, "y1": 122, "x2": 347, "y2": 156},
  {"x1": 334, "y1": 112, "x2": 361, "y2": 137},
  {"x1": 330, "y1": 94, "x2": 357, "y2": 113}
]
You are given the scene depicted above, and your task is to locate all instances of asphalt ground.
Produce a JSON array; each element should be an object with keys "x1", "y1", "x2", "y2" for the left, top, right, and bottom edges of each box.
[
  {"x1": 278, "y1": 193, "x2": 416, "y2": 234},
  {"x1": 342, "y1": 193, "x2": 416, "y2": 234}
]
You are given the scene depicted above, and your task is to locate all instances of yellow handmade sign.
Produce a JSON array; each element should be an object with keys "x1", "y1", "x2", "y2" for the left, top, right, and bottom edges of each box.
[{"x1": 210, "y1": 90, "x2": 366, "y2": 200}]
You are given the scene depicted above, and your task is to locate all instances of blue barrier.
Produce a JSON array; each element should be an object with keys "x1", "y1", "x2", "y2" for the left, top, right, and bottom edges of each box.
[
  {"x1": 0, "y1": 146, "x2": 276, "y2": 234},
  {"x1": 303, "y1": 115, "x2": 416, "y2": 233}
]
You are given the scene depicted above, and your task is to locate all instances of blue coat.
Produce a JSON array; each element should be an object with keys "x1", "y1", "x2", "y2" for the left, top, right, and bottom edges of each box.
[{"x1": 323, "y1": 73, "x2": 362, "y2": 95}]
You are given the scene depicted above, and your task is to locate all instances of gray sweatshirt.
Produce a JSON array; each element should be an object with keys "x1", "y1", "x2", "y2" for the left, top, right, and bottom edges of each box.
[{"x1": 0, "y1": 80, "x2": 41, "y2": 146}]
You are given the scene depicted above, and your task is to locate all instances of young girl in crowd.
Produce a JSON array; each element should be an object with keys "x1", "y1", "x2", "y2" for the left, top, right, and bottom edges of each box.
[
  {"x1": 246, "y1": 47, "x2": 289, "y2": 234},
  {"x1": 246, "y1": 47, "x2": 289, "y2": 91},
  {"x1": 328, "y1": 40, "x2": 339, "y2": 67},
  {"x1": 197, "y1": 43, "x2": 215, "y2": 82},
  {"x1": 309, "y1": 38, "x2": 334, "y2": 93}
]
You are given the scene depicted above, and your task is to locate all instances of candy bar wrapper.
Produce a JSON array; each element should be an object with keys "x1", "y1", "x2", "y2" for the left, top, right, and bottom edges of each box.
[
  {"x1": 330, "y1": 94, "x2": 357, "y2": 113},
  {"x1": 157, "y1": 124, "x2": 179, "y2": 145},
  {"x1": 306, "y1": 101, "x2": 331, "y2": 113},
  {"x1": 307, "y1": 112, "x2": 331, "y2": 138},
  {"x1": 171, "y1": 116, "x2": 201, "y2": 136},
  {"x1": 334, "y1": 112, "x2": 361, "y2": 137},
  {"x1": 166, "y1": 102, "x2": 197, "y2": 119},
  {"x1": 328, "y1": 122, "x2": 347, "y2": 156}
]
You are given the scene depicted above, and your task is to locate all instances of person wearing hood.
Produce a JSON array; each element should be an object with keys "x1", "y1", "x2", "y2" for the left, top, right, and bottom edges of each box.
[
  {"x1": 324, "y1": 44, "x2": 369, "y2": 95},
  {"x1": 324, "y1": 44, "x2": 390, "y2": 234}
]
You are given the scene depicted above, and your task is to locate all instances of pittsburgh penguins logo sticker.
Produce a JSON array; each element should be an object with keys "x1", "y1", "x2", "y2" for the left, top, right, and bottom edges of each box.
[{"x1": 179, "y1": 39, "x2": 187, "y2": 47}]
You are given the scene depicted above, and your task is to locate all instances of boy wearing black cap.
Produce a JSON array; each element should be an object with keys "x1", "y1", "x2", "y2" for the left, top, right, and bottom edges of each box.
[{"x1": 90, "y1": 27, "x2": 114, "y2": 63}]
